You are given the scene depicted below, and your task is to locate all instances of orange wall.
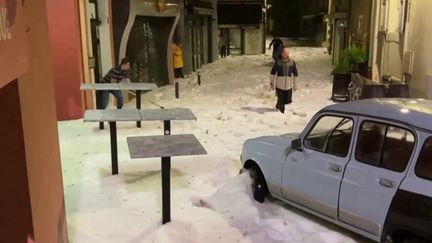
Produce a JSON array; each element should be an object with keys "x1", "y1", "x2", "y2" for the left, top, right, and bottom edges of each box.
[
  {"x1": 46, "y1": 0, "x2": 84, "y2": 120},
  {"x1": 18, "y1": 0, "x2": 68, "y2": 242},
  {"x1": 0, "y1": 80, "x2": 34, "y2": 243}
]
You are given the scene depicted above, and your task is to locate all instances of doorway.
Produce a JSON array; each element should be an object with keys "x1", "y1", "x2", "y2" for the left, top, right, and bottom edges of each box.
[
  {"x1": 126, "y1": 16, "x2": 175, "y2": 87},
  {"x1": 89, "y1": 0, "x2": 103, "y2": 109},
  {"x1": 190, "y1": 16, "x2": 204, "y2": 71}
]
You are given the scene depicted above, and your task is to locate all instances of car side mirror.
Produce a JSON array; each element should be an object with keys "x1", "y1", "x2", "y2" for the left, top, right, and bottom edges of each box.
[{"x1": 291, "y1": 138, "x2": 303, "y2": 152}]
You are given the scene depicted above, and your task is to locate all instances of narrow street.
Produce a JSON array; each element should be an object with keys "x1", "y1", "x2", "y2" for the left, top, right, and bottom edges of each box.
[{"x1": 59, "y1": 47, "x2": 370, "y2": 242}]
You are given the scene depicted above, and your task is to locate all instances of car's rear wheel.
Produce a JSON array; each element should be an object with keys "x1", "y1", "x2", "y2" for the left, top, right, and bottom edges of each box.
[
  {"x1": 401, "y1": 238, "x2": 428, "y2": 243},
  {"x1": 249, "y1": 166, "x2": 268, "y2": 203}
]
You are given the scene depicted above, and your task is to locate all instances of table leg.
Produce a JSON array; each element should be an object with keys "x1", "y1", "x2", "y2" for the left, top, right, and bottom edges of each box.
[
  {"x1": 162, "y1": 156, "x2": 171, "y2": 224},
  {"x1": 164, "y1": 120, "x2": 171, "y2": 135},
  {"x1": 109, "y1": 122, "x2": 118, "y2": 175},
  {"x1": 96, "y1": 90, "x2": 104, "y2": 130},
  {"x1": 162, "y1": 120, "x2": 172, "y2": 223},
  {"x1": 136, "y1": 90, "x2": 142, "y2": 128}
]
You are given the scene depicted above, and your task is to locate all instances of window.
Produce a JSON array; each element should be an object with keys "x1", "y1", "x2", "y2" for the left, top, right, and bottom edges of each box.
[
  {"x1": 415, "y1": 137, "x2": 432, "y2": 181},
  {"x1": 304, "y1": 116, "x2": 353, "y2": 157},
  {"x1": 356, "y1": 121, "x2": 415, "y2": 172}
]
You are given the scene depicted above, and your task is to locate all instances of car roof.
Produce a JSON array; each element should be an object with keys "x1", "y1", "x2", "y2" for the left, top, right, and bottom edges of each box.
[{"x1": 322, "y1": 98, "x2": 432, "y2": 131}]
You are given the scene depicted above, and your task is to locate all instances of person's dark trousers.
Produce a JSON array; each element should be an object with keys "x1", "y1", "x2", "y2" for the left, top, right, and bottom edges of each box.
[
  {"x1": 174, "y1": 68, "x2": 184, "y2": 78},
  {"x1": 275, "y1": 88, "x2": 292, "y2": 113},
  {"x1": 100, "y1": 90, "x2": 124, "y2": 109},
  {"x1": 221, "y1": 46, "x2": 227, "y2": 58}
]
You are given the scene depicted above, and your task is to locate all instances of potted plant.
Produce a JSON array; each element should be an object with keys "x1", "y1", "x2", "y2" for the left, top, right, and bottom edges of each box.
[
  {"x1": 331, "y1": 52, "x2": 351, "y2": 101},
  {"x1": 345, "y1": 47, "x2": 368, "y2": 76}
]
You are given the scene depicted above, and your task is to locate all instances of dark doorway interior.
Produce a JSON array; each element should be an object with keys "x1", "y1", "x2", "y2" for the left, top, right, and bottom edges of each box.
[
  {"x1": 126, "y1": 16, "x2": 175, "y2": 87},
  {"x1": 270, "y1": 0, "x2": 328, "y2": 45},
  {"x1": 207, "y1": 16, "x2": 213, "y2": 63},
  {"x1": 188, "y1": 14, "x2": 207, "y2": 72},
  {"x1": 0, "y1": 81, "x2": 34, "y2": 243}
]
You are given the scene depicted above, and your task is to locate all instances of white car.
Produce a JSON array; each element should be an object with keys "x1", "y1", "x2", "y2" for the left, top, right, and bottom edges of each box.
[{"x1": 241, "y1": 99, "x2": 432, "y2": 243}]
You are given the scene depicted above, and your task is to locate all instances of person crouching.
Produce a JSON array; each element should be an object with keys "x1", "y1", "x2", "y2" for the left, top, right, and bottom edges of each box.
[{"x1": 270, "y1": 47, "x2": 298, "y2": 113}]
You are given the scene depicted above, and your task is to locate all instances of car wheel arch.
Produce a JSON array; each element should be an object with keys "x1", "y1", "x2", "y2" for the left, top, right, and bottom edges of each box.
[
  {"x1": 244, "y1": 159, "x2": 259, "y2": 170},
  {"x1": 243, "y1": 160, "x2": 268, "y2": 185}
]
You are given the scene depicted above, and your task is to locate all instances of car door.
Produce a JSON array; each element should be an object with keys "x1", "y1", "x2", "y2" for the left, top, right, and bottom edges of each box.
[
  {"x1": 282, "y1": 113, "x2": 357, "y2": 219},
  {"x1": 339, "y1": 118, "x2": 416, "y2": 236}
]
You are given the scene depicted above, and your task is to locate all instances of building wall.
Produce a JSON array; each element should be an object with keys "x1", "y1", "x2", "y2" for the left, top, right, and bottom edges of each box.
[
  {"x1": 77, "y1": 0, "x2": 95, "y2": 111},
  {"x1": 382, "y1": 0, "x2": 404, "y2": 81},
  {"x1": 369, "y1": 0, "x2": 432, "y2": 98},
  {"x1": 0, "y1": 80, "x2": 34, "y2": 243},
  {"x1": 98, "y1": 0, "x2": 115, "y2": 74},
  {"x1": 405, "y1": 0, "x2": 432, "y2": 98},
  {"x1": 20, "y1": 0, "x2": 67, "y2": 242},
  {"x1": 179, "y1": 0, "x2": 218, "y2": 74},
  {"x1": 46, "y1": 0, "x2": 84, "y2": 120},
  {"x1": 210, "y1": 0, "x2": 219, "y2": 62},
  {"x1": 349, "y1": 0, "x2": 372, "y2": 49}
]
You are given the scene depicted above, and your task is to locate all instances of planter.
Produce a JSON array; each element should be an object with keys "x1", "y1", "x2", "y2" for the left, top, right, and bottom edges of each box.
[
  {"x1": 332, "y1": 73, "x2": 351, "y2": 102},
  {"x1": 351, "y1": 62, "x2": 369, "y2": 78},
  {"x1": 361, "y1": 85, "x2": 386, "y2": 99},
  {"x1": 387, "y1": 84, "x2": 409, "y2": 98}
]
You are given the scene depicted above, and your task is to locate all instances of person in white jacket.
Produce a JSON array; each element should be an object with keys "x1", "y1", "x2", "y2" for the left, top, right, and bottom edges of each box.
[{"x1": 270, "y1": 47, "x2": 298, "y2": 113}]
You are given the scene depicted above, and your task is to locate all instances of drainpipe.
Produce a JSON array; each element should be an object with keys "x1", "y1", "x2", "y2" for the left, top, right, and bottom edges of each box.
[
  {"x1": 379, "y1": 0, "x2": 387, "y2": 82},
  {"x1": 369, "y1": 0, "x2": 377, "y2": 78}
]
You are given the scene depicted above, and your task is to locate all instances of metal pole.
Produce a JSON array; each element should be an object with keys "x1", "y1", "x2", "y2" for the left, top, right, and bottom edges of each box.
[
  {"x1": 198, "y1": 71, "x2": 201, "y2": 86},
  {"x1": 175, "y1": 82, "x2": 179, "y2": 99},
  {"x1": 161, "y1": 156, "x2": 171, "y2": 224},
  {"x1": 164, "y1": 120, "x2": 171, "y2": 135},
  {"x1": 109, "y1": 122, "x2": 118, "y2": 175},
  {"x1": 136, "y1": 90, "x2": 142, "y2": 128},
  {"x1": 162, "y1": 120, "x2": 171, "y2": 224},
  {"x1": 97, "y1": 91, "x2": 104, "y2": 130}
]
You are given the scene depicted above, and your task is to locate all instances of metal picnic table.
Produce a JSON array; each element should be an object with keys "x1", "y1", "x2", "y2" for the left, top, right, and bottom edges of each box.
[
  {"x1": 80, "y1": 82, "x2": 158, "y2": 128},
  {"x1": 127, "y1": 134, "x2": 207, "y2": 224},
  {"x1": 83, "y1": 108, "x2": 197, "y2": 175}
]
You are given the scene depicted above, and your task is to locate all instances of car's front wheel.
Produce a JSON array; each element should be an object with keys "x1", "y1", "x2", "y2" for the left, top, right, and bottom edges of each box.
[{"x1": 248, "y1": 166, "x2": 268, "y2": 203}]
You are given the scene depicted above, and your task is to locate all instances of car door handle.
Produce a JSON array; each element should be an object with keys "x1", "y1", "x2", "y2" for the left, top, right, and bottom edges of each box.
[
  {"x1": 379, "y1": 179, "x2": 395, "y2": 188},
  {"x1": 328, "y1": 164, "x2": 342, "y2": 173}
]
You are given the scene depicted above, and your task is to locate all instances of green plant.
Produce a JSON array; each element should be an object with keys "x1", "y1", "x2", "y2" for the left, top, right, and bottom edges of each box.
[
  {"x1": 345, "y1": 47, "x2": 368, "y2": 72},
  {"x1": 332, "y1": 51, "x2": 350, "y2": 75},
  {"x1": 345, "y1": 47, "x2": 368, "y2": 65},
  {"x1": 332, "y1": 47, "x2": 368, "y2": 75}
]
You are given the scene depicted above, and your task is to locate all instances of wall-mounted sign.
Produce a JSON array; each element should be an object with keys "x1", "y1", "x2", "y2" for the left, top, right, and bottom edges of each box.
[{"x1": 0, "y1": 0, "x2": 29, "y2": 88}]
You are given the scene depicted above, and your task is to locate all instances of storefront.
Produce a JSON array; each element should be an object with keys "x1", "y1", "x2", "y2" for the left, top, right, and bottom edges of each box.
[
  {"x1": 181, "y1": 0, "x2": 217, "y2": 73},
  {"x1": 112, "y1": 0, "x2": 180, "y2": 87},
  {"x1": 217, "y1": 0, "x2": 265, "y2": 56}
]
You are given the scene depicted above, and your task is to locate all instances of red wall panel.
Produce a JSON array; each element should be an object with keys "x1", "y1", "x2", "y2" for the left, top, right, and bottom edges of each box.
[{"x1": 46, "y1": 0, "x2": 84, "y2": 120}]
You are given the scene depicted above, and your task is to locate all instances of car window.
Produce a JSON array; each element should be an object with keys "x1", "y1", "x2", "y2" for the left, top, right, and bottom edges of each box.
[
  {"x1": 415, "y1": 137, "x2": 432, "y2": 181},
  {"x1": 356, "y1": 121, "x2": 415, "y2": 172},
  {"x1": 304, "y1": 116, "x2": 353, "y2": 157}
]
